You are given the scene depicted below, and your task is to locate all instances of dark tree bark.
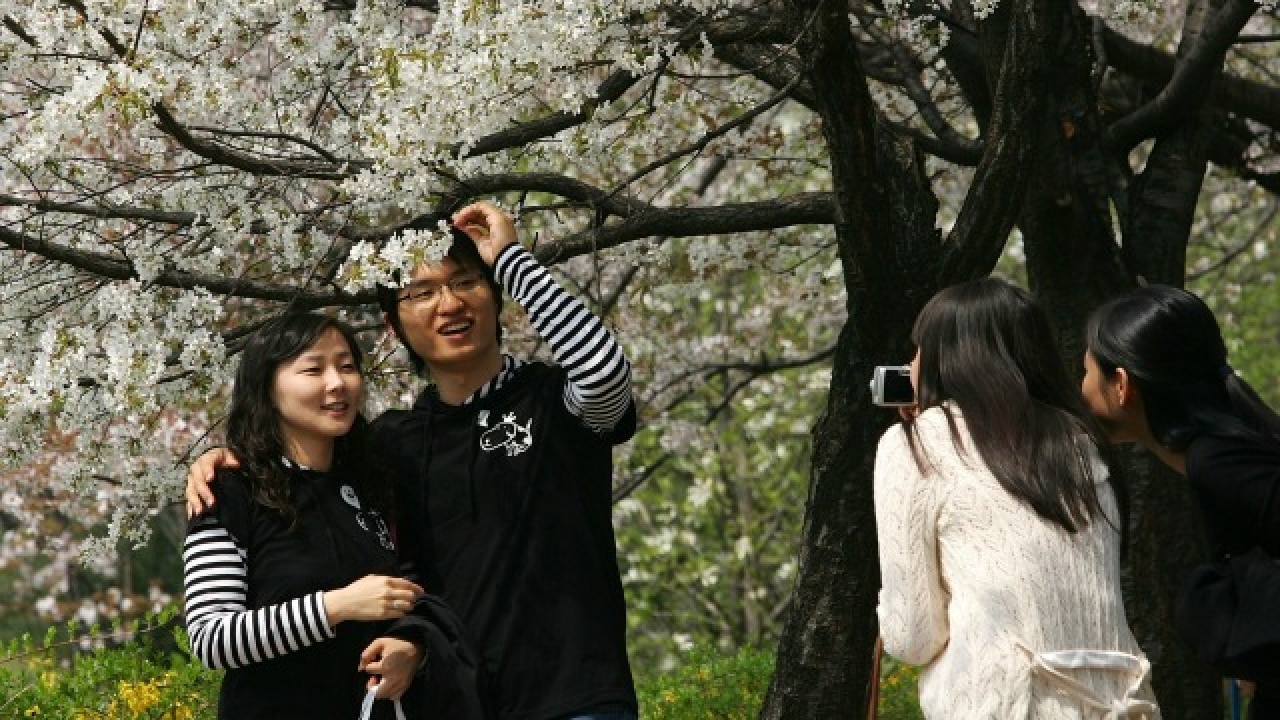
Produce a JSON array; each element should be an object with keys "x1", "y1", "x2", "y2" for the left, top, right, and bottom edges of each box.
[
  {"x1": 762, "y1": 0, "x2": 1062, "y2": 717},
  {"x1": 1114, "y1": 449, "x2": 1222, "y2": 718},
  {"x1": 759, "y1": 1, "x2": 940, "y2": 717},
  {"x1": 681, "y1": 2, "x2": 1261, "y2": 716},
  {"x1": 1021, "y1": 57, "x2": 1223, "y2": 720},
  {"x1": 1018, "y1": 1, "x2": 1255, "y2": 716}
]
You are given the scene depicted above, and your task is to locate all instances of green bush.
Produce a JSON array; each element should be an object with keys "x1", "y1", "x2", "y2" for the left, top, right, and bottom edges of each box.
[
  {"x1": 1, "y1": 624, "x2": 928, "y2": 720},
  {"x1": 0, "y1": 611, "x2": 218, "y2": 720},
  {"x1": 637, "y1": 645, "x2": 774, "y2": 719},
  {"x1": 635, "y1": 645, "x2": 924, "y2": 720},
  {"x1": 877, "y1": 656, "x2": 924, "y2": 720}
]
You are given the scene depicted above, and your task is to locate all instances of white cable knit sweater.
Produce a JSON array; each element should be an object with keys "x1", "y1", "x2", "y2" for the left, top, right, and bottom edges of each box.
[{"x1": 874, "y1": 406, "x2": 1160, "y2": 719}]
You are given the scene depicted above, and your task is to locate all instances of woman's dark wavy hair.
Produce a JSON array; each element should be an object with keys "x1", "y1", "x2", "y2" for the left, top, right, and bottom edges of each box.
[
  {"x1": 226, "y1": 313, "x2": 392, "y2": 527},
  {"x1": 376, "y1": 226, "x2": 504, "y2": 376},
  {"x1": 907, "y1": 277, "x2": 1110, "y2": 534},
  {"x1": 1085, "y1": 284, "x2": 1280, "y2": 452}
]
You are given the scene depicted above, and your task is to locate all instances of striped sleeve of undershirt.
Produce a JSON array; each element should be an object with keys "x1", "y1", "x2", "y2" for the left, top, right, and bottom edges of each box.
[
  {"x1": 182, "y1": 515, "x2": 336, "y2": 670},
  {"x1": 494, "y1": 243, "x2": 633, "y2": 433}
]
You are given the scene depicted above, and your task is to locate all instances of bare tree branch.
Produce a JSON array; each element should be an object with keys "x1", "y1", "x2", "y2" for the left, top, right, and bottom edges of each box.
[
  {"x1": 151, "y1": 104, "x2": 354, "y2": 181},
  {"x1": 458, "y1": 12, "x2": 800, "y2": 158},
  {"x1": 182, "y1": 125, "x2": 346, "y2": 165},
  {"x1": 714, "y1": 43, "x2": 818, "y2": 110},
  {"x1": 1102, "y1": 7, "x2": 1280, "y2": 131},
  {"x1": 612, "y1": 453, "x2": 673, "y2": 502},
  {"x1": 2, "y1": 14, "x2": 39, "y2": 46},
  {"x1": 1108, "y1": 0, "x2": 1260, "y2": 151},
  {"x1": 610, "y1": 73, "x2": 803, "y2": 194},
  {"x1": 854, "y1": 8, "x2": 983, "y2": 163},
  {"x1": 942, "y1": 0, "x2": 1063, "y2": 283},
  {"x1": 530, "y1": 193, "x2": 837, "y2": 265},
  {"x1": 431, "y1": 176, "x2": 833, "y2": 264},
  {"x1": 697, "y1": 344, "x2": 839, "y2": 377},
  {"x1": 712, "y1": 9, "x2": 986, "y2": 165},
  {"x1": 457, "y1": 68, "x2": 643, "y2": 158},
  {"x1": 701, "y1": 345, "x2": 839, "y2": 425},
  {"x1": 890, "y1": 121, "x2": 982, "y2": 165},
  {"x1": 1187, "y1": 202, "x2": 1279, "y2": 280},
  {"x1": 59, "y1": 0, "x2": 130, "y2": 57},
  {"x1": 0, "y1": 224, "x2": 370, "y2": 306},
  {"x1": 438, "y1": 172, "x2": 652, "y2": 220},
  {"x1": 651, "y1": 343, "x2": 838, "y2": 401},
  {"x1": 0, "y1": 193, "x2": 198, "y2": 226}
]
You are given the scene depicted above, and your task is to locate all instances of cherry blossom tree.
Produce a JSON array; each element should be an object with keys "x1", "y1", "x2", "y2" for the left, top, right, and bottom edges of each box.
[{"x1": 2, "y1": 0, "x2": 1277, "y2": 717}]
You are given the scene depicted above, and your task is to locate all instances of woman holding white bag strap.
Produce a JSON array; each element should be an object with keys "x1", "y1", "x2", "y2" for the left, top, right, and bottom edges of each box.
[{"x1": 183, "y1": 313, "x2": 428, "y2": 719}]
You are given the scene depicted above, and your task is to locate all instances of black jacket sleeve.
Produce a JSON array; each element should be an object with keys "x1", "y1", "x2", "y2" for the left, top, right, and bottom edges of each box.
[{"x1": 383, "y1": 595, "x2": 493, "y2": 720}]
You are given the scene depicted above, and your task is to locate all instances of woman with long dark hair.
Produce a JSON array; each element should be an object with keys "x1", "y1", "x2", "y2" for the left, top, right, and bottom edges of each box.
[
  {"x1": 183, "y1": 313, "x2": 426, "y2": 719},
  {"x1": 1084, "y1": 284, "x2": 1280, "y2": 718},
  {"x1": 875, "y1": 277, "x2": 1158, "y2": 718}
]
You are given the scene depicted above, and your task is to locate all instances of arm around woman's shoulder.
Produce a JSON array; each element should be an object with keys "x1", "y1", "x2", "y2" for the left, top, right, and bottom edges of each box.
[
  {"x1": 182, "y1": 472, "x2": 337, "y2": 670},
  {"x1": 873, "y1": 422, "x2": 950, "y2": 666}
]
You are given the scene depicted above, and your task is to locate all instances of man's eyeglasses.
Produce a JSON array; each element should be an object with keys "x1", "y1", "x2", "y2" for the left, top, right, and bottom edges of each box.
[{"x1": 396, "y1": 271, "x2": 485, "y2": 310}]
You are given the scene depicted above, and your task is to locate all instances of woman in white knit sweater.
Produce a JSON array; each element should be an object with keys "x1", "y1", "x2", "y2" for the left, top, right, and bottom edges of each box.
[{"x1": 874, "y1": 278, "x2": 1160, "y2": 719}]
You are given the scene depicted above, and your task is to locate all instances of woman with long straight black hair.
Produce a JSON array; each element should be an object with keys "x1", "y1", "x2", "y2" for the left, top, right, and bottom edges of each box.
[
  {"x1": 875, "y1": 277, "x2": 1158, "y2": 718},
  {"x1": 182, "y1": 313, "x2": 426, "y2": 719},
  {"x1": 1084, "y1": 284, "x2": 1280, "y2": 719}
]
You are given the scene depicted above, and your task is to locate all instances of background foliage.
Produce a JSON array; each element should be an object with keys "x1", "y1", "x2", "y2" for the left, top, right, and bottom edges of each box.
[{"x1": 2, "y1": 0, "x2": 1279, "y2": 717}]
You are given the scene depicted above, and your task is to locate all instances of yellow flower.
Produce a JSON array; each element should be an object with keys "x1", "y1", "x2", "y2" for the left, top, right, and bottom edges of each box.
[
  {"x1": 117, "y1": 679, "x2": 162, "y2": 715},
  {"x1": 23, "y1": 706, "x2": 39, "y2": 717}
]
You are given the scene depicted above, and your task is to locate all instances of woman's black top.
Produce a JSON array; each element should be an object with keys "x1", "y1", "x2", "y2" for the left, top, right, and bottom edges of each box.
[
  {"x1": 183, "y1": 463, "x2": 401, "y2": 720},
  {"x1": 1186, "y1": 433, "x2": 1280, "y2": 557}
]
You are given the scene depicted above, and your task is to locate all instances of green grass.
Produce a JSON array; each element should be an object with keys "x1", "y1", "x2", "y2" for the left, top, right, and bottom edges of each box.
[{"x1": 0, "y1": 622, "x2": 927, "y2": 720}]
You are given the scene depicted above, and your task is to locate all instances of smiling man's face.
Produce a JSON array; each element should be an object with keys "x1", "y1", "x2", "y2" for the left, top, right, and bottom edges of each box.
[{"x1": 395, "y1": 255, "x2": 501, "y2": 376}]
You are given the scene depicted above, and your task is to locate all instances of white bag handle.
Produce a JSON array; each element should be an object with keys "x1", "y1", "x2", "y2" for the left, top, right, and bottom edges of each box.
[{"x1": 358, "y1": 682, "x2": 407, "y2": 720}]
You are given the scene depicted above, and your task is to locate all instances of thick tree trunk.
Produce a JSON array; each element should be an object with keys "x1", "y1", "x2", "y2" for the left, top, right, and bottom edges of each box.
[
  {"x1": 757, "y1": 322, "x2": 898, "y2": 720},
  {"x1": 1117, "y1": 450, "x2": 1223, "y2": 717},
  {"x1": 1025, "y1": 178, "x2": 1223, "y2": 717},
  {"x1": 1019, "y1": 4, "x2": 1134, "y2": 367},
  {"x1": 1020, "y1": 5, "x2": 1224, "y2": 716},
  {"x1": 1122, "y1": 0, "x2": 1255, "y2": 287},
  {"x1": 760, "y1": 2, "x2": 940, "y2": 718},
  {"x1": 1113, "y1": 8, "x2": 1251, "y2": 704},
  {"x1": 765, "y1": 0, "x2": 1066, "y2": 717}
]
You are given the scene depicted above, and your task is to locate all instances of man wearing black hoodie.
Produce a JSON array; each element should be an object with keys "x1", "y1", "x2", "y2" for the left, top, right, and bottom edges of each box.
[{"x1": 188, "y1": 202, "x2": 637, "y2": 720}]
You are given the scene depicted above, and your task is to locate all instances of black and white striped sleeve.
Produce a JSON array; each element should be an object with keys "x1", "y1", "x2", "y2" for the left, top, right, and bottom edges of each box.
[
  {"x1": 182, "y1": 515, "x2": 335, "y2": 670},
  {"x1": 494, "y1": 243, "x2": 633, "y2": 433}
]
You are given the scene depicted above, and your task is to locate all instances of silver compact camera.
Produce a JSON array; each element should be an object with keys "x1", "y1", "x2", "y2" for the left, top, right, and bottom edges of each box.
[{"x1": 869, "y1": 365, "x2": 915, "y2": 407}]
